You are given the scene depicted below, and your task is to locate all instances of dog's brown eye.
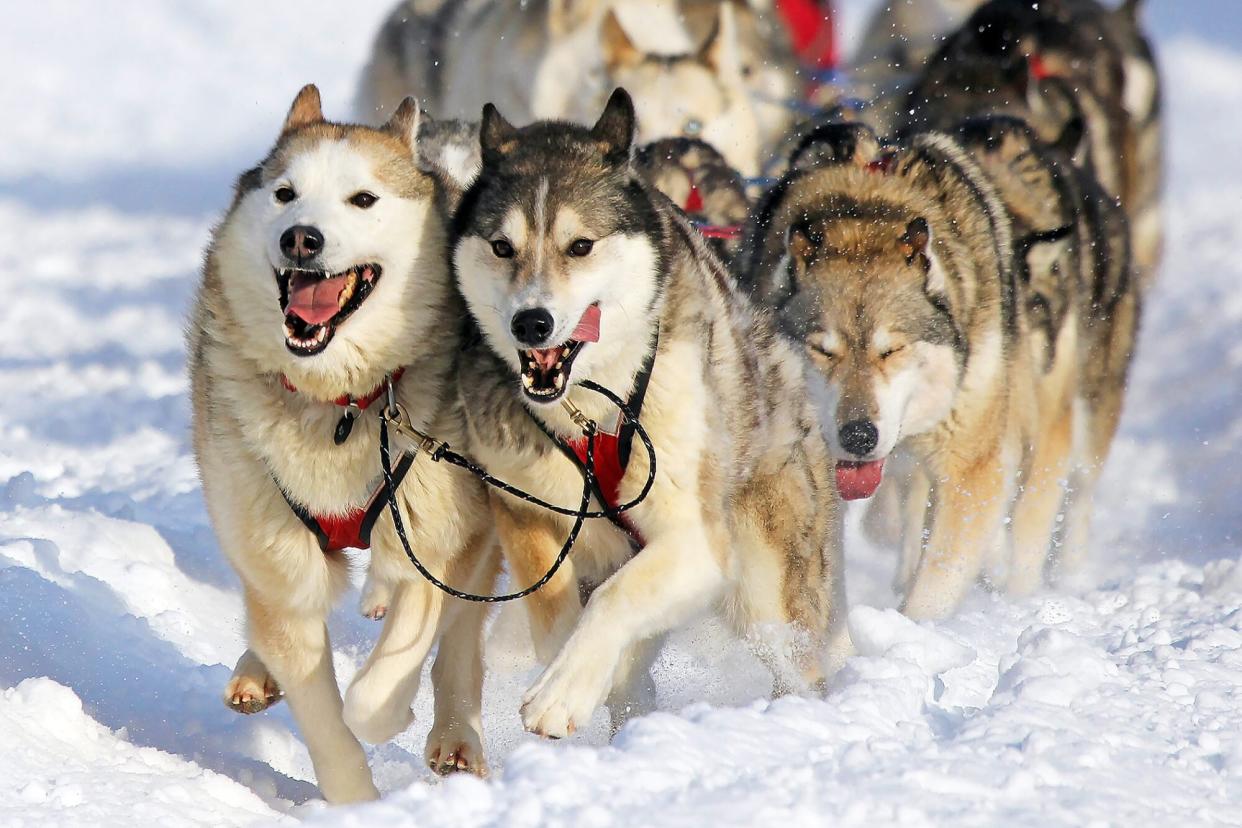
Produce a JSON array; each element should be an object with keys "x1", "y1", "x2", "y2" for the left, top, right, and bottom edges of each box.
[
  {"x1": 568, "y1": 238, "x2": 594, "y2": 257},
  {"x1": 491, "y1": 239, "x2": 515, "y2": 258},
  {"x1": 274, "y1": 186, "x2": 297, "y2": 204},
  {"x1": 349, "y1": 191, "x2": 378, "y2": 209},
  {"x1": 878, "y1": 346, "x2": 904, "y2": 360}
]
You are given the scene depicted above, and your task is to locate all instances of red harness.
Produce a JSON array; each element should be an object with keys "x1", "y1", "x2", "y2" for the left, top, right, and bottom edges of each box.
[
  {"x1": 1028, "y1": 52, "x2": 1055, "y2": 82},
  {"x1": 277, "y1": 370, "x2": 411, "y2": 552},
  {"x1": 684, "y1": 183, "x2": 745, "y2": 241},
  {"x1": 776, "y1": 0, "x2": 838, "y2": 71},
  {"x1": 564, "y1": 429, "x2": 646, "y2": 546},
  {"x1": 532, "y1": 333, "x2": 658, "y2": 549},
  {"x1": 279, "y1": 369, "x2": 401, "y2": 412}
]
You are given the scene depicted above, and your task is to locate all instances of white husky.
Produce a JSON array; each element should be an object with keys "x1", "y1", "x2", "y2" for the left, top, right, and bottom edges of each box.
[{"x1": 188, "y1": 85, "x2": 496, "y2": 802}]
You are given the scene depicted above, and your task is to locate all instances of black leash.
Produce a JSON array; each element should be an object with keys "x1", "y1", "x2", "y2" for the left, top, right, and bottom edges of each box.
[
  {"x1": 378, "y1": 414, "x2": 596, "y2": 603},
  {"x1": 377, "y1": 380, "x2": 657, "y2": 602},
  {"x1": 386, "y1": 381, "x2": 657, "y2": 519}
]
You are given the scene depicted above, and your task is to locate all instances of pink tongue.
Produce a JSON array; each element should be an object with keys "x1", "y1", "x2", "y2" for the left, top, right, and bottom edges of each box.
[
  {"x1": 835, "y1": 459, "x2": 885, "y2": 501},
  {"x1": 287, "y1": 273, "x2": 349, "y2": 326},
  {"x1": 570, "y1": 304, "x2": 601, "y2": 343}
]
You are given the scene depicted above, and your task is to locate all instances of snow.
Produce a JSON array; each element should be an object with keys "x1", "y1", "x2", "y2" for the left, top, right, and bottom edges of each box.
[{"x1": 2, "y1": 1, "x2": 1241, "y2": 826}]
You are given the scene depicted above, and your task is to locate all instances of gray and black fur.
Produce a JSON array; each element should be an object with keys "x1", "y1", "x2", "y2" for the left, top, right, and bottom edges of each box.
[
  {"x1": 450, "y1": 89, "x2": 850, "y2": 737},
  {"x1": 635, "y1": 136, "x2": 750, "y2": 261},
  {"x1": 904, "y1": 0, "x2": 1162, "y2": 282}
]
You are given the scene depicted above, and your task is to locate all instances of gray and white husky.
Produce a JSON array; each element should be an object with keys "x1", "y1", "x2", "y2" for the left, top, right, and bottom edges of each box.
[{"x1": 450, "y1": 89, "x2": 851, "y2": 739}]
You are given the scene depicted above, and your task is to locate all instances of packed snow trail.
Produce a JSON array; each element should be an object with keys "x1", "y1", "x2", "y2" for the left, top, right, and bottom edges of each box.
[{"x1": 1, "y1": 2, "x2": 1240, "y2": 825}]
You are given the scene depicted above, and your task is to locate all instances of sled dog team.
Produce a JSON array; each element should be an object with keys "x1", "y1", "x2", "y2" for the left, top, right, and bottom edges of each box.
[{"x1": 188, "y1": 0, "x2": 1158, "y2": 802}]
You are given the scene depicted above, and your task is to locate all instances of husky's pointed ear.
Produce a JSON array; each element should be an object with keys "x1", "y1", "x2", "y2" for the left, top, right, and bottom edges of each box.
[
  {"x1": 901, "y1": 217, "x2": 947, "y2": 294},
  {"x1": 591, "y1": 89, "x2": 637, "y2": 163},
  {"x1": 385, "y1": 96, "x2": 421, "y2": 154},
  {"x1": 283, "y1": 84, "x2": 323, "y2": 134},
  {"x1": 699, "y1": 2, "x2": 743, "y2": 81},
  {"x1": 1118, "y1": 0, "x2": 1143, "y2": 22},
  {"x1": 601, "y1": 9, "x2": 642, "y2": 71},
  {"x1": 480, "y1": 103, "x2": 518, "y2": 165},
  {"x1": 548, "y1": 0, "x2": 599, "y2": 37},
  {"x1": 787, "y1": 221, "x2": 822, "y2": 268}
]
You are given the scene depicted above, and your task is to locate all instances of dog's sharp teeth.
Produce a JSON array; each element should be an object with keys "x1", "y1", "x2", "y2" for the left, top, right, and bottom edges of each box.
[
  {"x1": 555, "y1": 361, "x2": 563, "y2": 370},
  {"x1": 338, "y1": 271, "x2": 359, "y2": 309},
  {"x1": 521, "y1": 373, "x2": 535, "y2": 390},
  {"x1": 562, "y1": 346, "x2": 571, "y2": 357},
  {"x1": 553, "y1": 373, "x2": 564, "y2": 390}
]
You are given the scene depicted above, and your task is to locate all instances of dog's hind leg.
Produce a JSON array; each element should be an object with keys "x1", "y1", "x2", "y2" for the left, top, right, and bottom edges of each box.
[
  {"x1": 343, "y1": 576, "x2": 444, "y2": 747},
  {"x1": 733, "y1": 478, "x2": 851, "y2": 692},
  {"x1": 1057, "y1": 292, "x2": 1138, "y2": 584},
  {"x1": 425, "y1": 538, "x2": 501, "y2": 777},
  {"x1": 223, "y1": 648, "x2": 281, "y2": 714},
  {"x1": 491, "y1": 495, "x2": 584, "y2": 665},
  {"x1": 606, "y1": 635, "x2": 663, "y2": 736},
  {"x1": 246, "y1": 589, "x2": 378, "y2": 803},
  {"x1": 1055, "y1": 393, "x2": 1124, "y2": 584}
]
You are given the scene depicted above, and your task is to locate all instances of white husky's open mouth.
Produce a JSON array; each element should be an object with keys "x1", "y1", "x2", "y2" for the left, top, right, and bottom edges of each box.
[
  {"x1": 275, "y1": 264, "x2": 382, "y2": 356},
  {"x1": 516, "y1": 304, "x2": 601, "y2": 403}
]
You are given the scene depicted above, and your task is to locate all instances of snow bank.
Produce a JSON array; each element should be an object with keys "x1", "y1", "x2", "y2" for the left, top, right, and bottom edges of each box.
[{"x1": 0, "y1": 678, "x2": 280, "y2": 826}]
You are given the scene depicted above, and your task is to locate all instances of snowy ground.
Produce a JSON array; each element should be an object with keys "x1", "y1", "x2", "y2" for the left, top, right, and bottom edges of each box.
[{"x1": 2, "y1": 2, "x2": 1241, "y2": 826}]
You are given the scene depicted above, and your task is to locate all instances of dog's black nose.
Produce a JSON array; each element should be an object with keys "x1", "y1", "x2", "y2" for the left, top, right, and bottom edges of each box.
[
  {"x1": 511, "y1": 308, "x2": 555, "y2": 347},
  {"x1": 280, "y1": 225, "x2": 324, "y2": 262},
  {"x1": 839, "y1": 419, "x2": 879, "y2": 457}
]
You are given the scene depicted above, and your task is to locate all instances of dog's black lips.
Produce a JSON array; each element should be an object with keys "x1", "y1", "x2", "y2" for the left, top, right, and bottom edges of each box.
[
  {"x1": 274, "y1": 264, "x2": 383, "y2": 357},
  {"x1": 517, "y1": 339, "x2": 585, "y2": 403}
]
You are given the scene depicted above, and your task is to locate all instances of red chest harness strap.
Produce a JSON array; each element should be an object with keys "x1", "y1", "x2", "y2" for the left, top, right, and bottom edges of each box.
[
  {"x1": 528, "y1": 331, "x2": 659, "y2": 550},
  {"x1": 275, "y1": 370, "x2": 415, "y2": 553},
  {"x1": 776, "y1": 0, "x2": 838, "y2": 72},
  {"x1": 684, "y1": 183, "x2": 744, "y2": 242},
  {"x1": 279, "y1": 369, "x2": 402, "y2": 411}
]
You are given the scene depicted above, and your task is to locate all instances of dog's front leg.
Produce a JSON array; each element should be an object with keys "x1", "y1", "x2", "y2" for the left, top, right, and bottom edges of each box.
[
  {"x1": 520, "y1": 521, "x2": 727, "y2": 738},
  {"x1": 425, "y1": 538, "x2": 501, "y2": 777},
  {"x1": 343, "y1": 577, "x2": 444, "y2": 746},
  {"x1": 900, "y1": 454, "x2": 1009, "y2": 621},
  {"x1": 223, "y1": 648, "x2": 281, "y2": 714},
  {"x1": 246, "y1": 590, "x2": 378, "y2": 803}
]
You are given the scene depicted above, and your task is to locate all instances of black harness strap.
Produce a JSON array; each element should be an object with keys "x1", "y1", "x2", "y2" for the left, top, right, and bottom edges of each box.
[
  {"x1": 526, "y1": 329, "x2": 659, "y2": 547},
  {"x1": 275, "y1": 449, "x2": 416, "y2": 553}
]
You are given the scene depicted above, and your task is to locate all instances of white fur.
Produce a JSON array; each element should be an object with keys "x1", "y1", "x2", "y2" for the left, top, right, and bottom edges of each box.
[
  {"x1": 456, "y1": 226, "x2": 660, "y2": 416},
  {"x1": 196, "y1": 125, "x2": 494, "y2": 800},
  {"x1": 217, "y1": 140, "x2": 439, "y2": 399}
]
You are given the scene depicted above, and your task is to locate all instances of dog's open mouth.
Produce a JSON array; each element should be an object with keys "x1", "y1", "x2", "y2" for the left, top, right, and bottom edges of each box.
[
  {"x1": 276, "y1": 264, "x2": 382, "y2": 356},
  {"x1": 835, "y1": 459, "x2": 885, "y2": 501},
  {"x1": 516, "y1": 304, "x2": 601, "y2": 403}
]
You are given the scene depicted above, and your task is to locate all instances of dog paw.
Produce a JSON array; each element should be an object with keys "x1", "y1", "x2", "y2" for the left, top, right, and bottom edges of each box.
[
  {"x1": 425, "y1": 726, "x2": 488, "y2": 777},
  {"x1": 520, "y1": 643, "x2": 616, "y2": 739},
  {"x1": 223, "y1": 669, "x2": 281, "y2": 715},
  {"x1": 359, "y1": 575, "x2": 394, "y2": 621}
]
